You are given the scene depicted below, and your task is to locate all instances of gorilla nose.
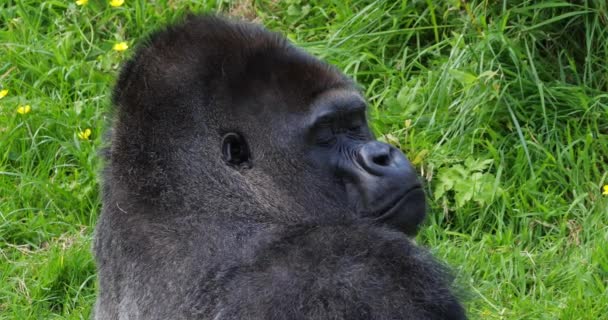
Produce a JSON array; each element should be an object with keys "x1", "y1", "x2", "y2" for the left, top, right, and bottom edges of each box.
[
  {"x1": 357, "y1": 141, "x2": 412, "y2": 176},
  {"x1": 351, "y1": 141, "x2": 426, "y2": 235}
]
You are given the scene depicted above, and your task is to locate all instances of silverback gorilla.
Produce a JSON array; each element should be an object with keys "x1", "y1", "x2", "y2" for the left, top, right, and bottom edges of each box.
[{"x1": 94, "y1": 15, "x2": 466, "y2": 320}]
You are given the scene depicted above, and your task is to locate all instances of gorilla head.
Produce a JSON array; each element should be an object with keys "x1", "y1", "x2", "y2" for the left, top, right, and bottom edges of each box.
[{"x1": 94, "y1": 15, "x2": 465, "y2": 320}]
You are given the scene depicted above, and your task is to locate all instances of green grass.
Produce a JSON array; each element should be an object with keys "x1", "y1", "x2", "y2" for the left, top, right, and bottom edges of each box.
[{"x1": 1, "y1": 0, "x2": 607, "y2": 318}]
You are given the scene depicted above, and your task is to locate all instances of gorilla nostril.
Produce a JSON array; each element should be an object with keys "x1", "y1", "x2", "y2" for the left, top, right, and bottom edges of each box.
[
  {"x1": 357, "y1": 142, "x2": 401, "y2": 175},
  {"x1": 372, "y1": 153, "x2": 390, "y2": 167}
]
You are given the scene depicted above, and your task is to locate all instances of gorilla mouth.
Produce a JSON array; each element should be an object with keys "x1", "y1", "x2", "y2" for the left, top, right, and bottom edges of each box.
[{"x1": 373, "y1": 186, "x2": 425, "y2": 230}]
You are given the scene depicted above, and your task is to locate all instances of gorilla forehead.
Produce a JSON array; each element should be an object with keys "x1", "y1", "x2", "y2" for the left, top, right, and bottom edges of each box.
[{"x1": 113, "y1": 15, "x2": 353, "y2": 119}]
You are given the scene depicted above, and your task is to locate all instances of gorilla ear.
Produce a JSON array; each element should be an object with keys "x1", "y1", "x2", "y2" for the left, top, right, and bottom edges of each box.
[{"x1": 221, "y1": 133, "x2": 251, "y2": 168}]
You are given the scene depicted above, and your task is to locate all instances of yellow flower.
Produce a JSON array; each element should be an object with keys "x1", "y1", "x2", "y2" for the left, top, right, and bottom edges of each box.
[
  {"x1": 113, "y1": 42, "x2": 129, "y2": 52},
  {"x1": 109, "y1": 0, "x2": 124, "y2": 7},
  {"x1": 0, "y1": 89, "x2": 7, "y2": 99},
  {"x1": 16, "y1": 105, "x2": 31, "y2": 115},
  {"x1": 404, "y1": 119, "x2": 412, "y2": 129},
  {"x1": 603, "y1": 185, "x2": 608, "y2": 196},
  {"x1": 76, "y1": 0, "x2": 88, "y2": 5},
  {"x1": 78, "y1": 128, "x2": 92, "y2": 140}
]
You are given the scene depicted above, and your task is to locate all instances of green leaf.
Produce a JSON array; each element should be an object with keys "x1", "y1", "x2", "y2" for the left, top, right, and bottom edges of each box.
[
  {"x1": 287, "y1": 5, "x2": 300, "y2": 16},
  {"x1": 396, "y1": 87, "x2": 410, "y2": 107},
  {"x1": 465, "y1": 158, "x2": 494, "y2": 172},
  {"x1": 449, "y1": 69, "x2": 477, "y2": 86},
  {"x1": 434, "y1": 165, "x2": 465, "y2": 200},
  {"x1": 454, "y1": 179, "x2": 474, "y2": 208},
  {"x1": 301, "y1": 4, "x2": 311, "y2": 16}
]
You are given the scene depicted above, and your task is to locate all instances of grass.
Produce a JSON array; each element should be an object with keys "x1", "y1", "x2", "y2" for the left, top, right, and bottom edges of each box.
[{"x1": 1, "y1": 0, "x2": 607, "y2": 319}]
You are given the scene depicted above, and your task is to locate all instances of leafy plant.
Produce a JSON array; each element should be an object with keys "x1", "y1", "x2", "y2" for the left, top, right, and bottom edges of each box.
[{"x1": 434, "y1": 157, "x2": 501, "y2": 208}]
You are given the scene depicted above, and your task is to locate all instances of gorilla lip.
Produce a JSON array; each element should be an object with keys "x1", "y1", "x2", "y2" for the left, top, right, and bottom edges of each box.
[{"x1": 374, "y1": 186, "x2": 423, "y2": 222}]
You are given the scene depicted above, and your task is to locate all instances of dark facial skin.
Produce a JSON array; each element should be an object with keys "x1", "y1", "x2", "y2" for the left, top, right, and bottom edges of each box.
[
  {"x1": 305, "y1": 89, "x2": 426, "y2": 235},
  {"x1": 220, "y1": 85, "x2": 425, "y2": 235},
  {"x1": 94, "y1": 15, "x2": 465, "y2": 320}
]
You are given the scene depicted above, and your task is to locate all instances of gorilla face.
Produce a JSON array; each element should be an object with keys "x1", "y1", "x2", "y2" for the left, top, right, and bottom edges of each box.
[
  {"x1": 301, "y1": 89, "x2": 425, "y2": 234},
  {"x1": 220, "y1": 86, "x2": 426, "y2": 235}
]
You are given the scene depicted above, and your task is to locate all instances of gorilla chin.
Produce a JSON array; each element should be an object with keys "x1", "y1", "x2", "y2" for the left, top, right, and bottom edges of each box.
[
  {"x1": 375, "y1": 186, "x2": 426, "y2": 235},
  {"x1": 94, "y1": 14, "x2": 466, "y2": 320}
]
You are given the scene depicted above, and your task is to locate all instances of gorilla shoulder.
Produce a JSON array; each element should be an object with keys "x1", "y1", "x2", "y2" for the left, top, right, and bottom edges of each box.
[{"x1": 94, "y1": 14, "x2": 465, "y2": 320}]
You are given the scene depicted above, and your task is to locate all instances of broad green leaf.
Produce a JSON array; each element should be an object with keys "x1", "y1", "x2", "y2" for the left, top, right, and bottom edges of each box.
[{"x1": 449, "y1": 69, "x2": 477, "y2": 86}]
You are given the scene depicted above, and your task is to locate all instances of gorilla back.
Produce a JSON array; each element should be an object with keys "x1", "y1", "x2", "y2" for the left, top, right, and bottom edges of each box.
[{"x1": 94, "y1": 15, "x2": 465, "y2": 319}]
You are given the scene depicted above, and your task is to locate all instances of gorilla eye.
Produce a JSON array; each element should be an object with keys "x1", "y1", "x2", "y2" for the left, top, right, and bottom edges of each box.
[
  {"x1": 347, "y1": 117, "x2": 365, "y2": 132},
  {"x1": 221, "y1": 133, "x2": 251, "y2": 168},
  {"x1": 313, "y1": 121, "x2": 337, "y2": 146}
]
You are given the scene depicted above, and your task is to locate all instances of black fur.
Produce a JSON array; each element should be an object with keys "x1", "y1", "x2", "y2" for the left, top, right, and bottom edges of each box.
[{"x1": 94, "y1": 15, "x2": 465, "y2": 319}]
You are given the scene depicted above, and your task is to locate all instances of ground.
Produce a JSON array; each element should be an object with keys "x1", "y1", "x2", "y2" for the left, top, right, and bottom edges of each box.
[{"x1": 0, "y1": 1, "x2": 607, "y2": 319}]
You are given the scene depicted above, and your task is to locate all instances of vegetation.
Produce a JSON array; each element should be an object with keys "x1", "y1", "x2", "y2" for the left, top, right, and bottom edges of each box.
[{"x1": 1, "y1": 0, "x2": 606, "y2": 318}]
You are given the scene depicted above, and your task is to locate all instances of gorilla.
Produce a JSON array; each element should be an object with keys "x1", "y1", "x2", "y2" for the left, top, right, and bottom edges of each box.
[{"x1": 94, "y1": 15, "x2": 465, "y2": 320}]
